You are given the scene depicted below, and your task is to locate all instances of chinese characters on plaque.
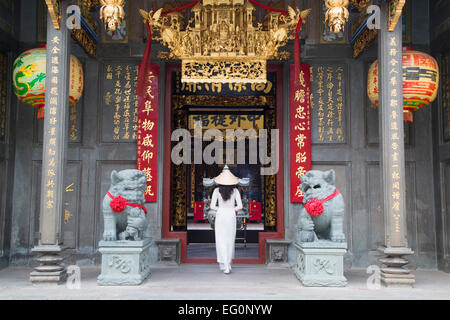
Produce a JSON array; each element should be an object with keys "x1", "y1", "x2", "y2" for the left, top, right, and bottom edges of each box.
[
  {"x1": 137, "y1": 65, "x2": 159, "y2": 203},
  {"x1": 102, "y1": 62, "x2": 139, "y2": 142},
  {"x1": 290, "y1": 64, "x2": 311, "y2": 203},
  {"x1": 310, "y1": 64, "x2": 347, "y2": 144},
  {"x1": 189, "y1": 114, "x2": 264, "y2": 130},
  {"x1": 173, "y1": 71, "x2": 276, "y2": 96}
]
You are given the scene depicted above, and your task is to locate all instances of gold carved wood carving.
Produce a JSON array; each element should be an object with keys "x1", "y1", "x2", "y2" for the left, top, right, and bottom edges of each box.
[
  {"x1": 171, "y1": 96, "x2": 188, "y2": 227},
  {"x1": 264, "y1": 107, "x2": 277, "y2": 228}
]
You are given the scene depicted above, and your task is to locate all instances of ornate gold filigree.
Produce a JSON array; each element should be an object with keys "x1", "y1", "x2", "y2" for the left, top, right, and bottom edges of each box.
[
  {"x1": 352, "y1": 27, "x2": 377, "y2": 59},
  {"x1": 388, "y1": 0, "x2": 406, "y2": 32},
  {"x1": 45, "y1": 0, "x2": 61, "y2": 30},
  {"x1": 71, "y1": 27, "x2": 97, "y2": 58},
  {"x1": 264, "y1": 108, "x2": 277, "y2": 228},
  {"x1": 171, "y1": 97, "x2": 188, "y2": 228},
  {"x1": 140, "y1": 1, "x2": 310, "y2": 84},
  {"x1": 182, "y1": 59, "x2": 266, "y2": 84},
  {"x1": 181, "y1": 94, "x2": 273, "y2": 107},
  {"x1": 350, "y1": 0, "x2": 371, "y2": 11}
]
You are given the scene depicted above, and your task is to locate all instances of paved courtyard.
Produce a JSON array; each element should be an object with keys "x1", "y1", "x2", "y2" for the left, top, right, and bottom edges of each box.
[{"x1": 0, "y1": 265, "x2": 449, "y2": 300}]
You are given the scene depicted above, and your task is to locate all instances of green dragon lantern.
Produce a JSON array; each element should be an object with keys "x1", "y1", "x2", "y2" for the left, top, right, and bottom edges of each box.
[{"x1": 12, "y1": 47, "x2": 84, "y2": 119}]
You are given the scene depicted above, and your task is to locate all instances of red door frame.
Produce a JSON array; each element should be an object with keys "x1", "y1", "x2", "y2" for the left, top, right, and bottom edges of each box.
[{"x1": 162, "y1": 64, "x2": 284, "y2": 264}]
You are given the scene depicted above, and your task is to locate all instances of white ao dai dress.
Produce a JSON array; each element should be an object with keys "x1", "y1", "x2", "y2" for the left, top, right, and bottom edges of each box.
[{"x1": 210, "y1": 187, "x2": 243, "y2": 271}]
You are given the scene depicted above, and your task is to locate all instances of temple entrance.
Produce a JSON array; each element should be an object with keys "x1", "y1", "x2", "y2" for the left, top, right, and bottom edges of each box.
[
  {"x1": 186, "y1": 112, "x2": 266, "y2": 259},
  {"x1": 163, "y1": 65, "x2": 284, "y2": 264}
]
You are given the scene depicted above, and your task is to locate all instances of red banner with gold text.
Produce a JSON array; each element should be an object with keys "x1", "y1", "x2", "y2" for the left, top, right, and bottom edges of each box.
[
  {"x1": 137, "y1": 64, "x2": 159, "y2": 202},
  {"x1": 290, "y1": 64, "x2": 311, "y2": 203}
]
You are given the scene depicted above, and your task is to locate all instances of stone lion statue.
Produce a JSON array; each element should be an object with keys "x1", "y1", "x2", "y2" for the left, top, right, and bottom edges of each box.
[
  {"x1": 102, "y1": 169, "x2": 148, "y2": 241},
  {"x1": 296, "y1": 170, "x2": 346, "y2": 243}
]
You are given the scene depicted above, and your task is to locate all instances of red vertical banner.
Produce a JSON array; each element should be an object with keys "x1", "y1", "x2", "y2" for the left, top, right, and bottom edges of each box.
[
  {"x1": 290, "y1": 64, "x2": 311, "y2": 203},
  {"x1": 137, "y1": 64, "x2": 159, "y2": 202}
]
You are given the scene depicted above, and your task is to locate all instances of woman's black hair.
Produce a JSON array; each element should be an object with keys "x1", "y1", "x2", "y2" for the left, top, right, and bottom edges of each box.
[{"x1": 218, "y1": 184, "x2": 235, "y2": 201}]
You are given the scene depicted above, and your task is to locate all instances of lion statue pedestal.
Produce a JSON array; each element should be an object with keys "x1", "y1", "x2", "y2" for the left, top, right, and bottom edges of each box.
[
  {"x1": 97, "y1": 170, "x2": 151, "y2": 286},
  {"x1": 293, "y1": 241, "x2": 347, "y2": 287},
  {"x1": 97, "y1": 239, "x2": 152, "y2": 286},
  {"x1": 293, "y1": 170, "x2": 348, "y2": 287}
]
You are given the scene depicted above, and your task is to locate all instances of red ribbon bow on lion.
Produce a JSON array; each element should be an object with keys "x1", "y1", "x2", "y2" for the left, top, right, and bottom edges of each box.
[
  {"x1": 107, "y1": 192, "x2": 148, "y2": 215},
  {"x1": 304, "y1": 189, "x2": 341, "y2": 217}
]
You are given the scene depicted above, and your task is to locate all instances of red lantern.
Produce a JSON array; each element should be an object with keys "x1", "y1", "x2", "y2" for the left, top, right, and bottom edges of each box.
[{"x1": 368, "y1": 47, "x2": 439, "y2": 123}]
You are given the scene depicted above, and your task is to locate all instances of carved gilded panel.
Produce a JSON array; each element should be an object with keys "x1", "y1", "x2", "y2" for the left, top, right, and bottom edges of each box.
[{"x1": 264, "y1": 108, "x2": 276, "y2": 228}]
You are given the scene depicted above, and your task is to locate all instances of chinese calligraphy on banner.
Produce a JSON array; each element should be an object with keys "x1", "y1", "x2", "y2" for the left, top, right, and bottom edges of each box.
[
  {"x1": 290, "y1": 64, "x2": 311, "y2": 203},
  {"x1": 137, "y1": 65, "x2": 159, "y2": 203}
]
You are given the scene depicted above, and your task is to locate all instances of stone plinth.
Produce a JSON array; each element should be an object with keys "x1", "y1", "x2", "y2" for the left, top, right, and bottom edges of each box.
[
  {"x1": 266, "y1": 239, "x2": 291, "y2": 267},
  {"x1": 293, "y1": 241, "x2": 347, "y2": 287},
  {"x1": 97, "y1": 239, "x2": 151, "y2": 286},
  {"x1": 155, "y1": 239, "x2": 180, "y2": 265}
]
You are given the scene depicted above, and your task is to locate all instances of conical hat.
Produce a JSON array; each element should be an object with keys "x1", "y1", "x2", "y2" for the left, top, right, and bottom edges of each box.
[{"x1": 214, "y1": 165, "x2": 239, "y2": 186}]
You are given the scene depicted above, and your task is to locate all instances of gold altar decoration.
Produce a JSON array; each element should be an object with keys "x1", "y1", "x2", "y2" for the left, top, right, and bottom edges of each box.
[
  {"x1": 388, "y1": 0, "x2": 406, "y2": 32},
  {"x1": 100, "y1": 0, "x2": 125, "y2": 32},
  {"x1": 350, "y1": 0, "x2": 371, "y2": 11},
  {"x1": 45, "y1": 0, "x2": 61, "y2": 30},
  {"x1": 140, "y1": 1, "x2": 311, "y2": 84},
  {"x1": 325, "y1": 0, "x2": 350, "y2": 33}
]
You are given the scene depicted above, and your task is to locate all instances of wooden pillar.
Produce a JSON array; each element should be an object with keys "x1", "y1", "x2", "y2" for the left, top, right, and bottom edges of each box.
[
  {"x1": 30, "y1": 0, "x2": 71, "y2": 285},
  {"x1": 377, "y1": 1, "x2": 415, "y2": 287}
]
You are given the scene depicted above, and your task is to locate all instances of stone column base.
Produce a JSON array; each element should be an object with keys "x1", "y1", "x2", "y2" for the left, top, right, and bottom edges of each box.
[
  {"x1": 293, "y1": 241, "x2": 347, "y2": 287},
  {"x1": 30, "y1": 245, "x2": 67, "y2": 286},
  {"x1": 97, "y1": 239, "x2": 152, "y2": 286},
  {"x1": 378, "y1": 246, "x2": 415, "y2": 288}
]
